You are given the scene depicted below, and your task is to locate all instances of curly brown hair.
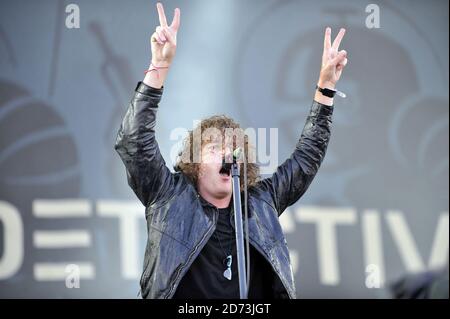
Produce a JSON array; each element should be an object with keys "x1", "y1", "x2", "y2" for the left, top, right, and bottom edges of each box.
[{"x1": 174, "y1": 115, "x2": 260, "y2": 192}]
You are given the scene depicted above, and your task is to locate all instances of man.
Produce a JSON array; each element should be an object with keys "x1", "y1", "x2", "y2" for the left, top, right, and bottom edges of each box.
[{"x1": 115, "y1": 2, "x2": 348, "y2": 299}]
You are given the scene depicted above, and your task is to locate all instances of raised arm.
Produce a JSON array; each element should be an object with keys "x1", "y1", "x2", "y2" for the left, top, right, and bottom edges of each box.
[
  {"x1": 114, "y1": 3, "x2": 181, "y2": 207},
  {"x1": 143, "y1": 2, "x2": 180, "y2": 89},
  {"x1": 256, "y1": 27, "x2": 348, "y2": 215}
]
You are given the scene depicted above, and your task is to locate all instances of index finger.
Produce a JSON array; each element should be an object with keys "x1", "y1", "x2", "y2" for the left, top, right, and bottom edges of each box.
[
  {"x1": 170, "y1": 7, "x2": 180, "y2": 31},
  {"x1": 332, "y1": 28, "x2": 346, "y2": 51},
  {"x1": 323, "y1": 27, "x2": 331, "y2": 52},
  {"x1": 157, "y1": 2, "x2": 168, "y2": 27}
]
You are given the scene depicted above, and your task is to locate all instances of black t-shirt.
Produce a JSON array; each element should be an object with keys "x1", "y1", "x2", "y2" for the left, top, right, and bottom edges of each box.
[{"x1": 173, "y1": 205, "x2": 273, "y2": 299}]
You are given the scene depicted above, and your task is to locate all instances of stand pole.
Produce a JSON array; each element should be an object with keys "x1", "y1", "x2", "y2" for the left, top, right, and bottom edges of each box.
[{"x1": 231, "y1": 161, "x2": 248, "y2": 299}]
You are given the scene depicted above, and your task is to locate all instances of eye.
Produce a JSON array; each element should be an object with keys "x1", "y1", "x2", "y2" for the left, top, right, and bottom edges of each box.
[{"x1": 205, "y1": 144, "x2": 215, "y2": 154}]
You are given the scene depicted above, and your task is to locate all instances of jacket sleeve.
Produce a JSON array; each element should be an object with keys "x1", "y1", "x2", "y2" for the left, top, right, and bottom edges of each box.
[
  {"x1": 255, "y1": 101, "x2": 333, "y2": 215},
  {"x1": 114, "y1": 81, "x2": 176, "y2": 207}
]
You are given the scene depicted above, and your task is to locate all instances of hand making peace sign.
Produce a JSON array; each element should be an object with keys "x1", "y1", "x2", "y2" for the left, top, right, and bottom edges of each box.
[
  {"x1": 319, "y1": 27, "x2": 348, "y2": 89},
  {"x1": 147, "y1": 4, "x2": 347, "y2": 93},
  {"x1": 151, "y1": 2, "x2": 180, "y2": 66}
]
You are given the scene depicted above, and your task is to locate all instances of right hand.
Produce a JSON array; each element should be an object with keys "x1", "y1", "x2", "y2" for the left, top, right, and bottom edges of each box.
[{"x1": 151, "y1": 2, "x2": 180, "y2": 66}]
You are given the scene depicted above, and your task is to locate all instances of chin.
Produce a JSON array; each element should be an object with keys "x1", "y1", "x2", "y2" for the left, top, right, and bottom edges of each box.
[{"x1": 215, "y1": 188, "x2": 231, "y2": 198}]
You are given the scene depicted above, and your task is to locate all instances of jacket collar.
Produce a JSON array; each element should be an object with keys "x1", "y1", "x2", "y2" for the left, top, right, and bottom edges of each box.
[{"x1": 197, "y1": 192, "x2": 253, "y2": 218}]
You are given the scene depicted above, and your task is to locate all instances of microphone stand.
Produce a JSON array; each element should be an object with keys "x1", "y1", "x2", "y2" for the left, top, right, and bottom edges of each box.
[{"x1": 230, "y1": 157, "x2": 248, "y2": 299}]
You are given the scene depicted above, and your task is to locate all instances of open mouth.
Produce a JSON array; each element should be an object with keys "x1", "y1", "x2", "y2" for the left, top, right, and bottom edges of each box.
[{"x1": 219, "y1": 167, "x2": 231, "y2": 177}]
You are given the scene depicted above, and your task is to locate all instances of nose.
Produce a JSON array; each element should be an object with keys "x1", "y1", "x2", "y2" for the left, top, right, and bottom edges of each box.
[{"x1": 223, "y1": 147, "x2": 233, "y2": 163}]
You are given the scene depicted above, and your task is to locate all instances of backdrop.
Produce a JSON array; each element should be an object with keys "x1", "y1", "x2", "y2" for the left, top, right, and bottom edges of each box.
[{"x1": 0, "y1": 0, "x2": 448, "y2": 298}]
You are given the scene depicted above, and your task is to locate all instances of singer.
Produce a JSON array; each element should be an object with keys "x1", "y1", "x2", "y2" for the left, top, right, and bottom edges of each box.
[{"x1": 115, "y1": 2, "x2": 348, "y2": 299}]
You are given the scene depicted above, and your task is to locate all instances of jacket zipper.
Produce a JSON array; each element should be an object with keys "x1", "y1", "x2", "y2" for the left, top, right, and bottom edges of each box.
[{"x1": 164, "y1": 209, "x2": 218, "y2": 298}]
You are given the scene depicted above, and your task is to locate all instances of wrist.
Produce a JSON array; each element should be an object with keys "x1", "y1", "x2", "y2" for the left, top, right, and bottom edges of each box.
[
  {"x1": 314, "y1": 80, "x2": 335, "y2": 106},
  {"x1": 314, "y1": 90, "x2": 334, "y2": 106},
  {"x1": 151, "y1": 59, "x2": 171, "y2": 68},
  {"x1": 143, "y1": 61, "x2": 170, "y2": 89},
  {"x1": 317, "y1": 79, "x2": 336, "y2": 90}
]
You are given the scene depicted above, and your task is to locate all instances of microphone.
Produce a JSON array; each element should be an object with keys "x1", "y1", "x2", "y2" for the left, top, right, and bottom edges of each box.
[{"x1": 220, "y1": 148, "x2": 242, "y2": 174}]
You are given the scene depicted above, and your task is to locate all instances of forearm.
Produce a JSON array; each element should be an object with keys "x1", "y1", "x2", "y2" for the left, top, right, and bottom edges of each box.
[
  {"x1": 296, "y1": 101, "x2": 333, "y2": 175},
  {"x1": 115, "y1": 83, "x2": 162, "y2": 152}
]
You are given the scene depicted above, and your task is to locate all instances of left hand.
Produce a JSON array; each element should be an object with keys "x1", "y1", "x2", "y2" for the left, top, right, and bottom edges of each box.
[{"x1": 318, "y1": 27, "x2": 348, "y2": 89}]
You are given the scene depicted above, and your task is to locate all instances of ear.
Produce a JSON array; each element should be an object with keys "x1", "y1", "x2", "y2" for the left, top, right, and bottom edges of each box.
[{"x1": 197, "y1": 163, "x2": 205, "y2": 179}]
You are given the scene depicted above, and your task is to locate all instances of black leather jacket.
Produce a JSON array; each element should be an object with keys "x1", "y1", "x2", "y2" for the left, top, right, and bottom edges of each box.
[{"x1": 115, "y1": 82, "x2": 334, "y2": 299}]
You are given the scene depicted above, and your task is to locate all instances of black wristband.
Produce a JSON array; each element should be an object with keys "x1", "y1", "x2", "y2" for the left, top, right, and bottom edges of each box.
[{"x1": 316, "y1": 85, "x2": 336, "y2": 98}]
